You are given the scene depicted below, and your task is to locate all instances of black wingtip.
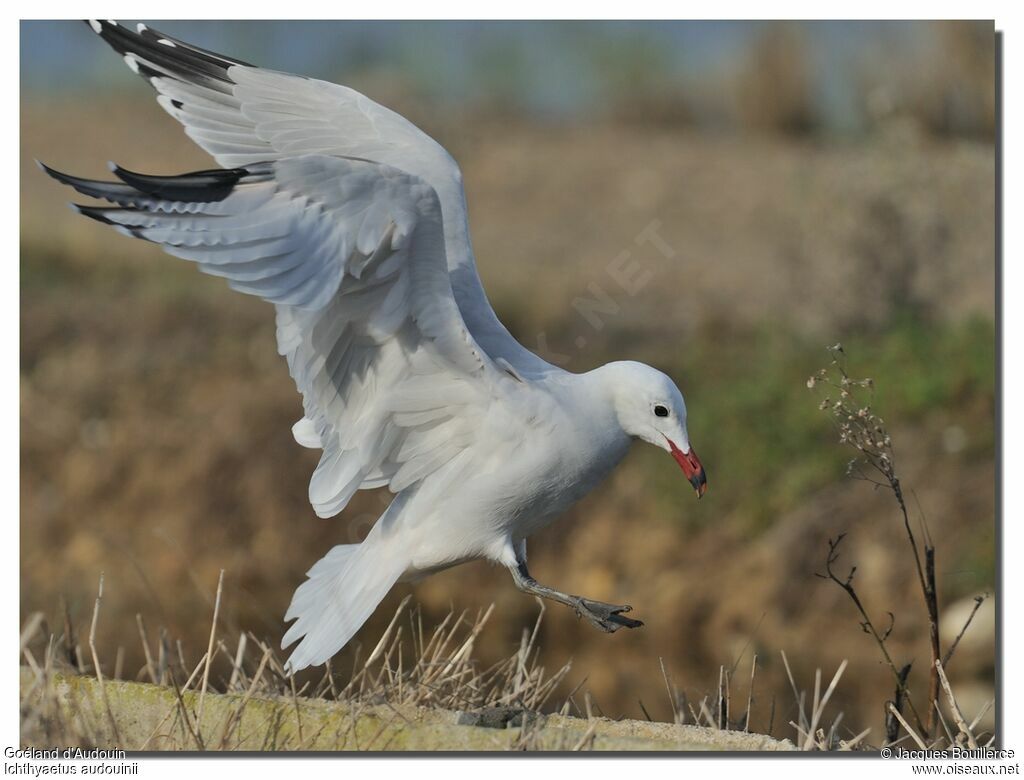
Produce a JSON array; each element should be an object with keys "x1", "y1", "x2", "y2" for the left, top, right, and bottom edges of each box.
[
  {"x1": 69, "y1": 204, "x2": 147, "y2": 241},
  {"x1": 38, "y1": 159, "x2": 89, "y2": 188},
  {"x1": 71, "y1": 204, "x2": 118, "y2": 226},
  {"x1": 134, "y1": 21, "x2": 254, "y2": 68},
  {"x1": 39, "y1": 160, "x2": 152, "y2": 206},
  {"x1": 43, "y1": 155, "x2": 256, "y2": 205},
  {"x1": 36, "y1": 160, "x2": 78, "y2": 187},
  {"x1": 85, "y1": 20, "x2": 122, "y2": 39},
  {"x1": 111, "y1": 163, "x2": 248, "y2": 202},
  {"x1": 86, "y1": 19, "x2": 248, "y2": 88}
]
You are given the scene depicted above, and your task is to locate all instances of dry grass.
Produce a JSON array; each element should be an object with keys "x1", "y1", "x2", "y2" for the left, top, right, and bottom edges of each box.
[
  {"x1": 21, "y1": 580, "x2": 579, "y2": 750},
  {"x1": 20, "y1": 575, "x2": 993, "y2": 752},
  {"x1": 808, "y1": 348, "x2": 995, "y2": 749}
]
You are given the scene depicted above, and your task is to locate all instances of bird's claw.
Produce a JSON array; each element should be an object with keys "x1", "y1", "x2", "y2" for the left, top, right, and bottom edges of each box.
[{"x1": 573, "y1": 597, "x2": 644, "y2": 632}]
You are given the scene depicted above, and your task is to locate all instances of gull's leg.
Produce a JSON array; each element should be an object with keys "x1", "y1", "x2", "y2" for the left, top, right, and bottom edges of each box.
[{"x1": 507, "y1": 542, "x2": 643, "y2": 633}]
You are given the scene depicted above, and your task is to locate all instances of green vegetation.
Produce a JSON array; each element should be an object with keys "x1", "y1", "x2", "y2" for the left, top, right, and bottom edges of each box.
[{"x1": 639, "y1": 315, "x2": 995, "y2": 533}]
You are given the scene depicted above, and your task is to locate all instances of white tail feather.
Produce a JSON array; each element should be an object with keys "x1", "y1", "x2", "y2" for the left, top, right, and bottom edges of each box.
[
  {"x1": 291, "y1": 416, "x2": 322, "y2": 449},
  {"x1": 282, "y1": 534, "x2": 408, "y2": 673}
]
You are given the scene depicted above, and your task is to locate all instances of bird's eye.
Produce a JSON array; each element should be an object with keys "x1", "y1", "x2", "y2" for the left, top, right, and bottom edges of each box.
[{"x1": 654, "y1": 404, "x2": 669, "y2": 418}]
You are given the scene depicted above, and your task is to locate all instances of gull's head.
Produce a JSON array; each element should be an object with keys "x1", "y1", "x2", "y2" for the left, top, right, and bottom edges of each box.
[{"x1": 601, "y1": 361, "x2": 707, "y2": 498}]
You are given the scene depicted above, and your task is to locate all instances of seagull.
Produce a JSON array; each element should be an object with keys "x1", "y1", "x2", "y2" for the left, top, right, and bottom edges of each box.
[{"x1": 42, "y1": 21, "x2": 708, "y2": 673}]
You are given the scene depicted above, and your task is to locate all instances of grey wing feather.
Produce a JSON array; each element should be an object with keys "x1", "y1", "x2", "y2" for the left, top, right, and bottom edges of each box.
[
  {"x1": 87, "y1": 20, "x2": 556, "y2": 380},
  {"x1": 44, "y1": 154, "x2": 513, "y2": 518}
]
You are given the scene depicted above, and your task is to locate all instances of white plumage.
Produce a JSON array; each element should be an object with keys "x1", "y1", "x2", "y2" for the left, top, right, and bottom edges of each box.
[{"x1": 44, "y1": 21, "x2": 708, "y2": 673}]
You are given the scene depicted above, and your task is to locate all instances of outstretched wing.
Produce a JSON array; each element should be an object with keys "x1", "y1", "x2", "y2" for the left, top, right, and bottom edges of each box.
[
  {"x1": 87, "y1": 20, "x2": 550, "y2": 376},
  {"x1": 88, "y1": 22, "x2": 458, "y2": 198},
  {"x1": 43, "y1": 154, "x2": 519, "y2": 518}
]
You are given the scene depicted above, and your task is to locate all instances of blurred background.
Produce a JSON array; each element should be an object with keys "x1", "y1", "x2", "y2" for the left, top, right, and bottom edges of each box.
[{"x1": 21, "y1": 20, "x2": 996, "y2": 740}]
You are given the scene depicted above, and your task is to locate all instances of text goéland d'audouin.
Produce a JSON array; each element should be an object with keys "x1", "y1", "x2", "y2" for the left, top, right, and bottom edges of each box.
[
  {"x1": 7, "y1": 751, "x2": 126, "y2": 761},
  {"x1": 5, "y1": 747, "x2": 137, "y2": 776}
]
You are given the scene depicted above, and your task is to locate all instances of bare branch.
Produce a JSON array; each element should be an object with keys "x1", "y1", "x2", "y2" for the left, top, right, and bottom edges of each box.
[{"x1": 942, "y1": 594, "x2": 989, "y2": 669}]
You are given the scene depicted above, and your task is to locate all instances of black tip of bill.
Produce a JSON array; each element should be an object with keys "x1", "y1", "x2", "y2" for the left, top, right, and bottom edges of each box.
[{"x1": 690, "y1": 470, "x2": 708, "y2": 499}]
